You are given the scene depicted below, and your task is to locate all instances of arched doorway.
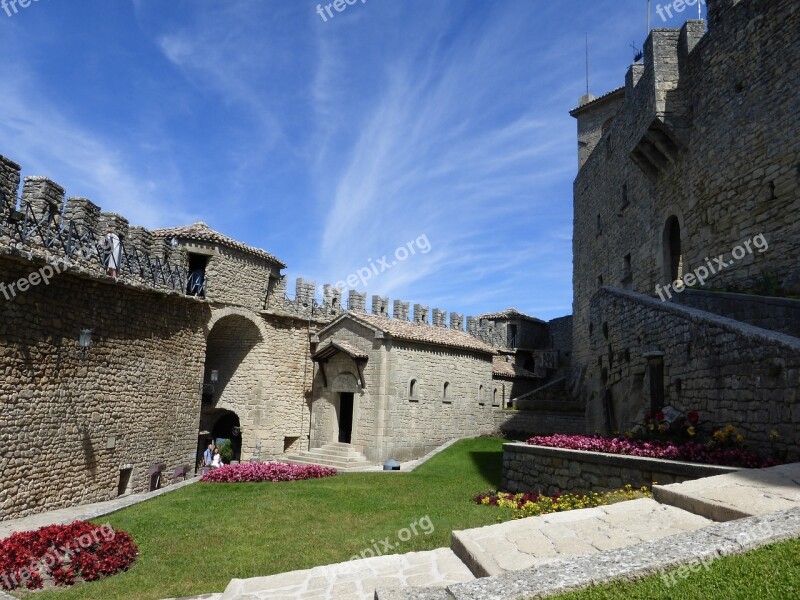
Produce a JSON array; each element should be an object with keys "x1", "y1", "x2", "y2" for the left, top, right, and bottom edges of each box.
[
  {"x1": 663, "y1": 216, "x2": 683, "y2": 284},
  {"x1": 198, "y1": 312, "x2": 264, "y2": 467}
]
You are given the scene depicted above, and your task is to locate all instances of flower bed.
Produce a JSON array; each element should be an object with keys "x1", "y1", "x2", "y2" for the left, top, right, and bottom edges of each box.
[
  {"x1": 0, "y1": 521, "x2": 138, "y2": 592},
  {"x1": 475, "y1": 485, "x2": 651, "y2": 519},
  {"x1": 526, "y1": 434, "x2": 780, "y2": 468},
  {"x1": 200, "y1": 462, "x2": 338, "y2": 483}
]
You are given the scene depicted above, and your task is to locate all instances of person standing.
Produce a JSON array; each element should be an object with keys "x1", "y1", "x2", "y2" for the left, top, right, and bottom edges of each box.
[
  {"x1": 103, "y1": 227, "x2": 122, "y2": 278},
  {"x1": 211, "y1": 448, "x2": 223, "y2": 469},
  {"x1": 203, "y1": 443, "x2": 214, "y2": 467}
]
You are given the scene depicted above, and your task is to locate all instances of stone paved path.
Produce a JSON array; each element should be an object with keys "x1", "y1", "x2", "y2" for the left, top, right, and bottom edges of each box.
[
  {"x1": 220, "y1": 549, "x2": 473, "y2": 600},
  {"x1": 0, "y1": 478, "x2": 197, "y2": 538},
  {"x1": 654, "y1": 462, "x2": 800, "y2": 521},
  {"x1": 450, "y1": 498, "x2": 711, "y2": 577}
]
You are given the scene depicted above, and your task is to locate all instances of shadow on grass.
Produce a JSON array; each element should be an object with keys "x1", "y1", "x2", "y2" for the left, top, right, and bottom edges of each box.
[{"x1": 469, "y1": 450, "x2": 504, "y2": 489}]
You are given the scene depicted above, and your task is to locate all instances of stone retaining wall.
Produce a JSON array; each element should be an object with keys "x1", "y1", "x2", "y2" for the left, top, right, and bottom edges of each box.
[{"x1": 502, "y1": 442, "x2": 739, "y2": 495}]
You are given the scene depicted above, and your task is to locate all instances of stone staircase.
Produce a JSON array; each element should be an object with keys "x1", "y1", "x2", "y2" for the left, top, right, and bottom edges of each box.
[
  {"x1": 207, "y1": 463, "x2": 800, "y2": 600},
  {"x1": 284, "y1": 442, "x2": 373, "y2": 471}
]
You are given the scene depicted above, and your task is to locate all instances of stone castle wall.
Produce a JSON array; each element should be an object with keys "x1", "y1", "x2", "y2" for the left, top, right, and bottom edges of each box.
[
  {"x1": 0, "y1": 255, "x2": 208, "y2": 520},
  {"x1": 572, "y1": 0, "x2": 800, "y2": 420},
  {"x1": 586, "y1": 288, "x2": 800, "y2": 461}
]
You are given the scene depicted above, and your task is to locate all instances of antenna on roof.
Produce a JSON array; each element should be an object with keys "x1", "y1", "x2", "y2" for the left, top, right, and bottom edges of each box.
[
  {"x1": 630, "y1": 42, "x2": 643, "y2": 63},
  {"x1": 585, "y1": 32, "x2": 590, "y2": 96},
  {"x1": 647, "y1": 0, "x2": 651, "y2": 33}
]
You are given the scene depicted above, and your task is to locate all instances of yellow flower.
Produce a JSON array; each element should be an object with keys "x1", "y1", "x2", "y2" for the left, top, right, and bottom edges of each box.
[
  {"x1": 648, "y1": 424, "x2": 655, "y2": 431},
  {"x1": 735, "y1": 434, "x2": 744, "y2": 443},
  {"x1": 658, "y1": 424, "x2": 667, "y2": 432},
  {"x1": 770, "y1": 430, "x2": 780, "y2": 442},
  {"x1": 687, "y1": 426, "x2": 696, "y2": 436}
]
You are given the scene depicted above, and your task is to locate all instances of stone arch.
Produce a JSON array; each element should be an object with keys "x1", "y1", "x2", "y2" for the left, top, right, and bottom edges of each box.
[
  {"x1": 198, "y1": 307, "x2": 267, "y2": 463},
  {"x1": 331, "y1": 372, "x2": 359, "y2": 393},
  {"x1": 205, "y1": 306, "x2": 269, "y2": 342}
]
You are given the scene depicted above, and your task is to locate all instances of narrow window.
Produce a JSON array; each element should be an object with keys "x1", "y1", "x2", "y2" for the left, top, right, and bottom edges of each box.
[
  {"x1": 409, "y1": 379, "x2": 417, "y2": 400},
  {"x1": 622, "y1": 254, "x2": 632, "y2": 290},
  {"x1": 478, "y1": 384, "x2": 484, "y2": 406},
  {"x1": 443, "y1": 382, "x2": 451, "y2": 403}
]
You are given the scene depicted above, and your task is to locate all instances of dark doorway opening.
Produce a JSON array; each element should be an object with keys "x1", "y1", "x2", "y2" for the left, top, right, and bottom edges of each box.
[
  {"x1": 212, "y1": 412, "x2": 242, "y2": 462},
  {"x1": 338, "y1": 392, "x2": 354, "y2": 443},
  {"x1": 186, "y1": 253, "x2": 209, "y2": 297}
]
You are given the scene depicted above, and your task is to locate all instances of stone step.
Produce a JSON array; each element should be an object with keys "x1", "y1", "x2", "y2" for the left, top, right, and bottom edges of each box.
[
  {"x1": 308, "y1": 447, "x2": 368, "y2": 459},
  {"x1": 284, "y1": 456, "x2": 373, "y2": 470},
  {"x1": 653, "y1": 462, "x2": 800, "y2": 522},
  {"x1": 220, "y1": 548, "x2": 474, "y2": 600},
  {"x1": 450, "y1": 497, "x2": 711, "y2": 577}
]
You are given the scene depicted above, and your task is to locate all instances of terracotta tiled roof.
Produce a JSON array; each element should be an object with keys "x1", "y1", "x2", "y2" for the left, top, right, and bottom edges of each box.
[
  {"x1": 477, "y1": 307, "x2": 545, "y2": 324},
  {"x1": 492, "y1": 356, "x2": 540, "y2": 379},
  {"x1": 312, "y1": 339, "x2": 369, "y2": 361},
  {"x1": 152, "y1": 222, "x2": 286, "y2": 267},
  {"x1": 325, "y1": 312, "x2": 496, "y2": 355}
]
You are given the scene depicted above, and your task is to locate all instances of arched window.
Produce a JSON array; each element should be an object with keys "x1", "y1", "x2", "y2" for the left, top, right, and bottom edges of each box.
[
  {"x1": 478, "y1": 384, "x2": 484, "y2": 406},
  {"x1": 443, "y1": 382, "x2": 451, "y2": 403},
  {"x1": 493, "y1": 388, "x2": 499, "y2": 406},
  {"x1": 409, "y1": 379, "x2": 417, "y2": 399}
]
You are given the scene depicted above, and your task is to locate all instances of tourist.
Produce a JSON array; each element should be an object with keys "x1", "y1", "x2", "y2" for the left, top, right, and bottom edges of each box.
[
  {"x1": 103, "y1": 227, "x2": 122, "y2": 278},
  {"x1": 203, "y1": 443, "x2": 214, "y2": 467},
  {"x1": 211, "y1": 448, "x2": 223, "y2": 469}
]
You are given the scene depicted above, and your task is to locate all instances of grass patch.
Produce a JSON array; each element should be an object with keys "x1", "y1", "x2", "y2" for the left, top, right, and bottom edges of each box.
[
  {"x1": 549, "y1": 538, "x2": 800, "y2": 599},
  {"x1": 27, "y1": 438, "x2": 505, "y2": 600}
]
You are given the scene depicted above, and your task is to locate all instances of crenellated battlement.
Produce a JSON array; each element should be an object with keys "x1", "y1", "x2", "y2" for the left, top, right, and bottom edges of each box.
[
  {"x1": 0, "y1": 152, "x2": 188, "y2": 296},
  {"x1": 267, "y1": 274, "x2": 524, "y2": 348}
]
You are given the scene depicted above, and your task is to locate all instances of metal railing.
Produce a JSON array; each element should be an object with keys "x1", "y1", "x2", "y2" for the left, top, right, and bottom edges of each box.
[{"x1": 0, "y1": 203, "x2": 187, "y2": 293}]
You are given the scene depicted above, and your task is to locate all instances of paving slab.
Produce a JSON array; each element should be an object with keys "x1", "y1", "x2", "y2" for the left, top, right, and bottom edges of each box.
[
  {"x1": 450, "y1": 498, "x2": 711, "y2": 577},
  {"x1": 377, "y1": 507, "x2": 800, "y2": 600},
  {"x1": 220, "y1": 548, "x2": 474, "y2": 600},
  {"x1": 654, "y1": 462, "x2": 800, "y2": 521}
]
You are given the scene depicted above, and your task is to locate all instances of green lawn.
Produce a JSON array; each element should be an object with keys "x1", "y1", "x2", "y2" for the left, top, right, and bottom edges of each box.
[
  {"x1": 550, "y1": 538, "x2": 800, "y2": 600},
  {"x1": 29, "y1": 438, "x2": 506, "y2": 600}
]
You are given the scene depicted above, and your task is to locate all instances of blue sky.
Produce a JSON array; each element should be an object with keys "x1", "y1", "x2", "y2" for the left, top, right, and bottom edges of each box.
[{"x1": 0, "y1": 0, "x2": 705, "y2": 321}]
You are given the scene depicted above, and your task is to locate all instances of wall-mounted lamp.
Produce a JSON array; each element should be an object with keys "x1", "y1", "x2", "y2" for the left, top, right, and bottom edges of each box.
[{"x1": 210, "y1": 369, "x2": 219, "y2": 383}]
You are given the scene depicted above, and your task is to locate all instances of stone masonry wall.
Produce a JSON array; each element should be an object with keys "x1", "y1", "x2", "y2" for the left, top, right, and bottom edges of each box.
[
  {"x1": 385, "y1": 341, "x2": 495, "y2": 462},
  {"x1": 0, "y1": 255, "x2": 208, "y2": 521},
  {"x1": 204, "y1": 246, "x2": 278, "y2": 313},
  {"x1": 502, "y1": 442, "x2": 739, "y2": 495},
  {"x1": 586, "y1": 288, "x2": 800, "y2": 461},
  {"x1": 572, "y1": 0, "x2": 800, "y2": 419}
]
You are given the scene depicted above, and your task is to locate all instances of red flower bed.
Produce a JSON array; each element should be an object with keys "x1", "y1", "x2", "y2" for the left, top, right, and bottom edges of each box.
[
  {"x1": 0, "y1": 521, "x2": 138, "y2": 592},
  {"x1": 200, "y1": 462, "x2": 337, "y2": 483},
  {"x1": 526, "y1": 434, "x2": 781, "y2": 469}
]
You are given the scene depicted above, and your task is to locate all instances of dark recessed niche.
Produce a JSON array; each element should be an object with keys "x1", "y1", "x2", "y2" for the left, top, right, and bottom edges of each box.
[{"x1": 602, "y1": 322, "x2": 609, "y2": 339}]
